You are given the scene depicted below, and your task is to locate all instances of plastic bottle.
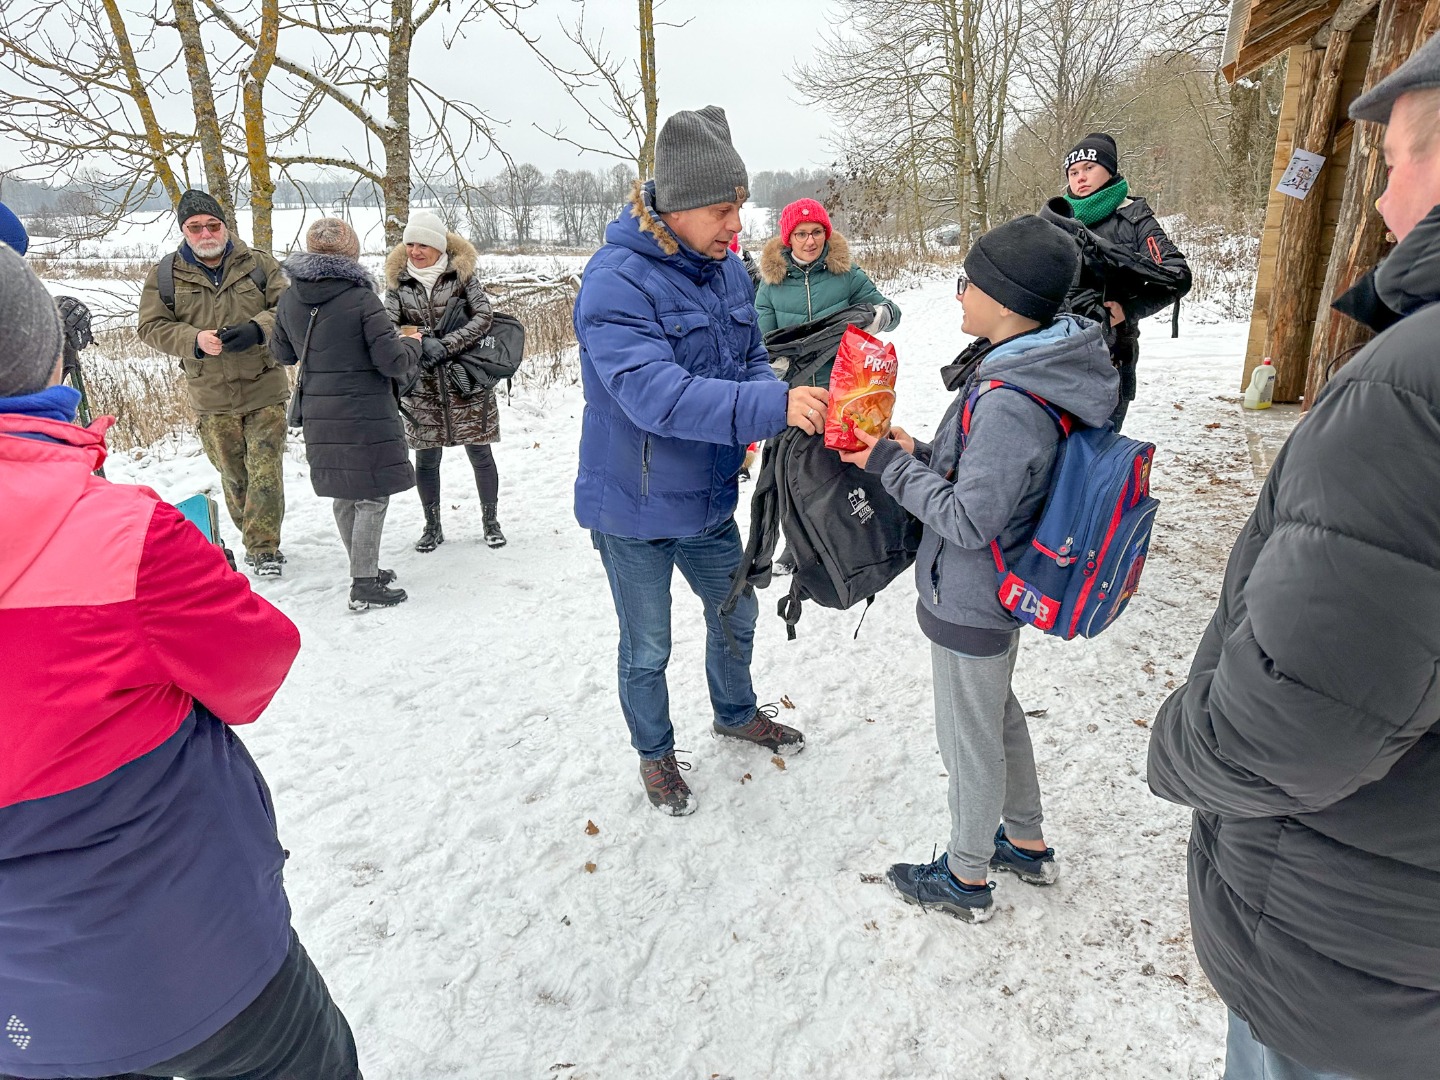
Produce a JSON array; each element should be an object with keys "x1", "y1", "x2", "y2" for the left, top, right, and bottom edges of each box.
[{"x1": 1243, "y1": 357, "x2": 1276, "y2": 410}]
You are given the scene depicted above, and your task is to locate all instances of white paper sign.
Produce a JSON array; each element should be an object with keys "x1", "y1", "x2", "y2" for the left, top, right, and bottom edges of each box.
[{"x1": 1277, "y1": 149, "x2": 1326, "y2": 200}]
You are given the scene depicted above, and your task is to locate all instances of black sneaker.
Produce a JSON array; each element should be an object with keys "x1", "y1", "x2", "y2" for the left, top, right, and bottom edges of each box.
[
  {"x1": 640, "y1": 752, "x2": 695, "y2": 816},
  {"x1": 888, "y1": 850, "x2": 995, "y2": 923},
  {"x1": 989, "y1": 826, "x2": 1059, "y2": 885},
  {"x1": 348, "y1": 577, "x2": 408, "y2": 611},
  {"x1": 252, "y1": 551, "x2": 283, "y2": 577},
  {"x1": 244, "y1": 549, "x2": 286, "y2": 567},
  {"x1": 714, "y1": 703, "x2": 804, "y2": 754}
]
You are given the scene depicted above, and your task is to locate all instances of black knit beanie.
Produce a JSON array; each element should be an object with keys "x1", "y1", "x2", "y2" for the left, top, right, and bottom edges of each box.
[
  {"x1": 1062, "y1": 133, "x2": 1118, "y2": 177},
  {"x1": 177, "y1": 189, "x2": 226, "y2": 228},
  {"x1": 963, "y1": 215, "x2": 1079, "y2": 323}
]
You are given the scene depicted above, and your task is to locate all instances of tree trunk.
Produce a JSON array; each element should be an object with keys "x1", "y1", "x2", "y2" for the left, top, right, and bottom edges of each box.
[
  {"x1": 173, "y1": 0, "x2": 232, "y2": 219},
  {"x1": 1305, "y1": 0, "x2": 1440, "y2": 404},
  {"x1": 383, "y1": 0, "x2": 414, "y2": 246},
  {"x1": 637, "y1": 0, "x2": 658, "y2": 179},
  {"x1": 242, "y1": 0, "x2": 280, "y2": 252},
  {"x1": 98, "y1": 0, "x2": 182, "y2": 207},
  {"x1": 1264, "y1": 33, "x2": 1352, "y2": 403}
]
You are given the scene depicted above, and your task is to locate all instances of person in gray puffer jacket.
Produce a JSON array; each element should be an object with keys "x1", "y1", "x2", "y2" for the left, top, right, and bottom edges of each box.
[
  {"x1": 842, "y1": 215, "x2": 1118, "y2": 924},
  {"x1": 1147, "y1": 39, "x2": 1440, "y2": 1080}
]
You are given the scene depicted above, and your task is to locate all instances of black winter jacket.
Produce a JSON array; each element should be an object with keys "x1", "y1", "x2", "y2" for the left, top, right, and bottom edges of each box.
[
  {"x1": 271, "y1": 253, "x2": 421, "y2": 500},
  {"x1": 1148, "y1": 206, "x2": 1440, "y2": 1079}
]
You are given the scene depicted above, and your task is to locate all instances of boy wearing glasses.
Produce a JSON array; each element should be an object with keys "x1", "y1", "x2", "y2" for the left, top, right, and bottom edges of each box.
[{"x1": 139, "y1": 190, "x2": 290, "y2": 577}]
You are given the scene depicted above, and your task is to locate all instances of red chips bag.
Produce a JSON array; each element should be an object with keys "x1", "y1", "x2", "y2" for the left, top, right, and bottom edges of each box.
[{"x1": 824, "y1": 325, "x2": 898, "y2": 452}]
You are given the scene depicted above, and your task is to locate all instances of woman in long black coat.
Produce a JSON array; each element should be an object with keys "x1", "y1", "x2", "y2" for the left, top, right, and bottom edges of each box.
[{"x1": 271, "y1": 218, "x2": 421, "y2": 611}]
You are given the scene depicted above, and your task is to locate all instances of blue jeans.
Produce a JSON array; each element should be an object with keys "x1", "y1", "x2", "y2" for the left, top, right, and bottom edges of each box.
[
  {"x1": 592, "y1": 519, "x2": 759, "y2": 759},
  {"x1": 1225, "y1": 1010, "x2": 1359, "y2": 1080}
]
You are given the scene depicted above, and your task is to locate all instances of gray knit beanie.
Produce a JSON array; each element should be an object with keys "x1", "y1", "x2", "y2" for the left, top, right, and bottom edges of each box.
[
  {"x1": 306, "y1": 217, "x2": 361, "y2": 260},
  {"x1": 652, "y1": 106, "x2": 749, "y2": 213},
  {"x1": 0, "y1": 244, "x2": 64, "y2": 396}
]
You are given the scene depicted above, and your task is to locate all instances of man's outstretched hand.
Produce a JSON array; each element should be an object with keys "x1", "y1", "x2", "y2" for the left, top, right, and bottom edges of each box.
[{"x1": 787, "y1": 386, "x2": 829, "y2": 435}]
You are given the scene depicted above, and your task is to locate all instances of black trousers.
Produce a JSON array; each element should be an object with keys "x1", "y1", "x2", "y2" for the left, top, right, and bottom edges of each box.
[
  {"x1": 5, "y1": 929, "x2": 361, "y2": 1080},
  {"x1": 415, "y1": 444, "x2": 498, "y2": 506},
  {"x1": 1109, "y1": 334, "x2": 1140, "y2": 433}
]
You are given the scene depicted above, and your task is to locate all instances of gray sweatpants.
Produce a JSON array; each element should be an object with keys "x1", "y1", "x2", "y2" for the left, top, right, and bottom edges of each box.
[
  {"x1": 931, "y1": 636, "x2": 1045, "y2": 881},
  {"x1": 332, "y1": 496, "x2": 389, "y2": 578}
]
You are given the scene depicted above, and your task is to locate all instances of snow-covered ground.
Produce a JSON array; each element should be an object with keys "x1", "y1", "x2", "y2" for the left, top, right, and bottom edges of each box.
[{"x1": 96, "y1": 281, "x2": 1267, "y2": 1080}]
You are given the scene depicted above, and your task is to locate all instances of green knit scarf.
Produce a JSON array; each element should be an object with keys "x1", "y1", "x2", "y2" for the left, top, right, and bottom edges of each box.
[{"x1": 1064, "y1": 176, "x2": 1129, "y2": 226}]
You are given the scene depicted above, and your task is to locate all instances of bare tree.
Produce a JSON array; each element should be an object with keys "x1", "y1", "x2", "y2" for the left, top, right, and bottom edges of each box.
[
  {"x1": 0, "y1": 0, "x2": 191, "y2": 237},
  {"x1": 796, "y1": 0, "x2": 1024, "y2": 245},
  {"x1": 516, "y1": 0, "x2": 675, "y2": 175}
]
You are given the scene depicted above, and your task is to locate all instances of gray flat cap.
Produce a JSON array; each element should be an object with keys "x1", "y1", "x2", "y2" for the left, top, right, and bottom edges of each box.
[{"x1": 1351, "y1": 27, "x2": 1440, "y2": 124}]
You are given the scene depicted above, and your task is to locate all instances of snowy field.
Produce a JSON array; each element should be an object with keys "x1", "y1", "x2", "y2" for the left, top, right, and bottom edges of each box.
[{"x1": 93, "y1": 279, "x2": 1267, "y2": 1080}]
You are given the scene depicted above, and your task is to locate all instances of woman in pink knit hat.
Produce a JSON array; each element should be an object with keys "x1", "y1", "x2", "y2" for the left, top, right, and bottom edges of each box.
[{"x1": 755, "y1": 197, "x2": 901, "y2": 385}]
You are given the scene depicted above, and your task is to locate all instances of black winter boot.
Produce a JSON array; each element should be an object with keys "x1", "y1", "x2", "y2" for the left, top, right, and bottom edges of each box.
[
  {"x1": 482, "y1": 503, "x2": 507, "y2": 548},
  {"x1": 349, "y1": 577, "x2": 408, "y2": 611},
  {"x1": 415, "y1": 504, "x2": 444, "y2": 553}
]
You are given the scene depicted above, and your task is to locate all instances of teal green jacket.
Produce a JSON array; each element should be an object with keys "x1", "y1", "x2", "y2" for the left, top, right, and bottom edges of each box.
[{"x1": 755, "y1": 232, "x2": 901, "y2": 373}]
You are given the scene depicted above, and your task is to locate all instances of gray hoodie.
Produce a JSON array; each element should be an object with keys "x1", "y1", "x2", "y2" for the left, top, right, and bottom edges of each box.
[{"x1": 865, "y1": 315, "x2": 1118, "y2": 650}]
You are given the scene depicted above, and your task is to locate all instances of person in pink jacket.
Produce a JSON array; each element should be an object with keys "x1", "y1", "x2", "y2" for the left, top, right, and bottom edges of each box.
[{"x1": 0, "y1": 245, "x2": 360, "y2": 1080}]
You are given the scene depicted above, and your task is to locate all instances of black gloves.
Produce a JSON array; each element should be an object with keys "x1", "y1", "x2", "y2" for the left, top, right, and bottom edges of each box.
[
  {"x1": 218, "y1": 321, "x2": 264, "y2": 352},
  {"x1": 420, "y1": 333, "x2": 448, "y2": 369}
]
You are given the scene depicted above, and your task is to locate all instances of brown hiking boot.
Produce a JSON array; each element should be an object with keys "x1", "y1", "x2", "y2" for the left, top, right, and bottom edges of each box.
[
  {"x1": 640, "y1": 752, "x2": 696, "y2": 816},
  {"x1": 714, "y1": 704, "x2": 805, "y2": 754}
]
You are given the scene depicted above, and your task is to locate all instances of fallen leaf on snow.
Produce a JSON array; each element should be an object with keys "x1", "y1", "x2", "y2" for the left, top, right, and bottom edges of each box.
[
  {"x1": 1024, "y1": 708, "x2": 1048, "y2": 718},
  {"x1": 1204, "y1": 422, "x2": 1221, "y2": 430},
  {"x1": 1141, "y1": 660, "x2": 1156, "y2": 675},
  {"x1": 1133, "y1": 718, "x2": 1150, "y2": 728},
  {"x1": 771, "y1": 755, "x2": 787, "y2": 770},
  {"x1": 584, "y1": 820, "x2": 599, "y2": 836},
  {"x1": 1086, "y1": 723, "x2": 1099, "y2": 733},
  {"x1": 740, "y1": 772, "x2": 752, "y2": 784},
  {"x1": 859, "y1": 873, "x2": 884, "y2": 884},
  {"x1": 864, "y1": 920, "x2": 879, "y2": 931},
  {"x1": 1168, "y1": 973, "x2": 1189, "y2": 986},
  {"x1": 780, "y1": 694, "x2": 796, "y2": 709},
  {"x1": 583, "y1": 862, "x2": 597, "y2": 873}
]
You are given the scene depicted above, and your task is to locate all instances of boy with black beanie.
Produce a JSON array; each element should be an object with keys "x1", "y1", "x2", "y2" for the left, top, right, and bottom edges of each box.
[
  {"x1": 840, "y1": 215, "x2": 1119, "y2": 923},
  {"x1": 1052, "y1": 131, "x2": 1191, "y2": 431}
]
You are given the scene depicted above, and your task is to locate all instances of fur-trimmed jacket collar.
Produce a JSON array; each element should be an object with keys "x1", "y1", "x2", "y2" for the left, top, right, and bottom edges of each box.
[
  {"x1": 758, "y1": 232, "x2": 853, "y2": 285},
  {"x1": 282, "y1": 252, "x2": 375, "y2": 289},
  {"x1": 630, "y1": 179, "x2": 680, "y2": 256},
  {"x1": 384, "y1": 230, "x2": 479, "y2": 289}
]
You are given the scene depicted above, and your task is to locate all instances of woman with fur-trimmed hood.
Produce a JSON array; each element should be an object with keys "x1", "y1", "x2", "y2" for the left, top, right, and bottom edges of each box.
[
  {"x1": 384, "y1": 210, "x2": 506, "y2": 551},
  {"x1": 754, "y1": 198, "x2": 901, "y2": 386},
  {"x1": 272, "y1": 217, "x2": 421, "y2": 611}
]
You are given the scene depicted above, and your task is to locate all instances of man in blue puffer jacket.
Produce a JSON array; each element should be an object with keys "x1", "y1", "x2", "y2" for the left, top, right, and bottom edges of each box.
[{"x1": 575, "y1": 106, "x2": 829, "y2": 817}]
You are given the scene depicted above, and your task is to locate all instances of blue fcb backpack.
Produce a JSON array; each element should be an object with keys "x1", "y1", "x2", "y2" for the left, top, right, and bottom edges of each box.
[{"x1": 961, "y1": 380, "x2": 1159, "y2": 639}]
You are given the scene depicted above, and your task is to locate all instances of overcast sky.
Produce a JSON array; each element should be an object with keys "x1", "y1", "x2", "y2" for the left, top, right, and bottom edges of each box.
[
  {"x1": 0, "y1": 0, "x2": 842, "y2": 182},
  {"x1": 449, "y1": 0, "x2": 841, "y2": 174}
]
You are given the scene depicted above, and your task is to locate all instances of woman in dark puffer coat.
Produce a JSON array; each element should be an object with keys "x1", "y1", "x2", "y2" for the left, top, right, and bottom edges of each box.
[
  {"x1": 271, "y1": 218, "x2": 421, "y2": 610},
  {"x1": 384, "y1": 210, "x2": 505, "y2": 551}
]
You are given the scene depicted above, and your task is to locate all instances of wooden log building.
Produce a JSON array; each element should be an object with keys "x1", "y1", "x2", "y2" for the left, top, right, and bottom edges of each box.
[{"x1": 1224, "y1": 0, "x2": 1440, "y2": 402}]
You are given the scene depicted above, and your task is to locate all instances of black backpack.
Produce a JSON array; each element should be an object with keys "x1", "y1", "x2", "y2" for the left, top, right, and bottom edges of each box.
[
  {"x1": 722, "y1": 308, "x2": 922, "y2": 641},
  {"x1": 1039, "y1": 197, "x2": 1190, "y2": 339}
]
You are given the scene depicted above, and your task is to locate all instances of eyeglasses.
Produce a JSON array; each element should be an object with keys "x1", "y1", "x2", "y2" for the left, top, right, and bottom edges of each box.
[
  {"x1": 184, "y1": 221, "x2": 226, "y2": 235},
  {"x1": 955, "y1": 272, "x2": 968, "y2": 296},
  {"x1": 790, "y1": 228, "x2": 826, "y2": 242}
]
